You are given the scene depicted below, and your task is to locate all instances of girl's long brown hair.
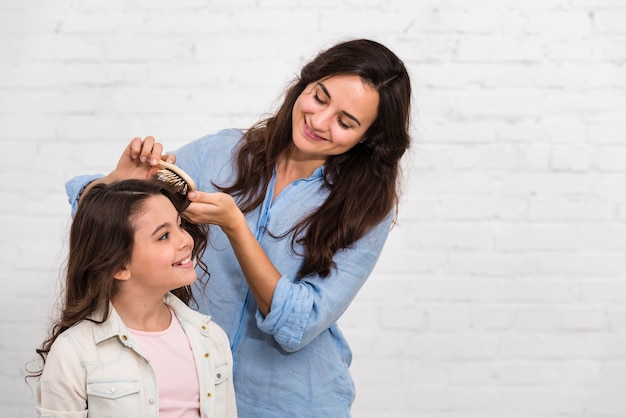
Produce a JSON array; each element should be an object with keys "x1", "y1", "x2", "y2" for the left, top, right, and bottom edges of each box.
[
  {"x1": 28, "y1": 179, "x2": 209, "y2": 379},
  {"x1": 217, "y1": 39, "x2": 412, "y2": 278}
]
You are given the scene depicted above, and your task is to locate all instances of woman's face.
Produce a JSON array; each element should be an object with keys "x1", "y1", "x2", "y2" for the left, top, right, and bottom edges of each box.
[
  {"x1": 291, "y1": 74, "x2": 379, "y2": 162},
  {"x1": 115, "y1": 195, "x2": 196, "y2": 294}
]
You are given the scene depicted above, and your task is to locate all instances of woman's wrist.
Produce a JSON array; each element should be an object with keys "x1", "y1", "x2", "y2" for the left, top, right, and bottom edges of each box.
[{"x1": 221, "y1": 209, "x2": 250, "y2": 240}]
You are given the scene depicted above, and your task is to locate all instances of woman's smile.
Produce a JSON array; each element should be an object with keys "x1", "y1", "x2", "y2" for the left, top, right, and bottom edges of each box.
[
  {"x1": 291, "y1": 74, "x2": 379, "y2": 160},
  {"x1": 303, "y1": 118, "x2": 328, "y2": 142}
]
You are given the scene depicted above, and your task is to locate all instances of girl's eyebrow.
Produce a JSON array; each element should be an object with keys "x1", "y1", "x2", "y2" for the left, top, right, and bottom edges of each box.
[
  {"x1": 151, "y1": 223, "x2": 170, "y2": 237},
  {"x1": 317, "y1": 82, "x2": 362, "y2": 126},
  {"x1": 150, "y1": 215, "x2": 180, "y2": 236}
]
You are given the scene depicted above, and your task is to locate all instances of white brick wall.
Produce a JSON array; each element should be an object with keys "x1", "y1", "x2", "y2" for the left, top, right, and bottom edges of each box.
[{"x1": 2, "y1": 0, "x2": 625, "y2": 417}]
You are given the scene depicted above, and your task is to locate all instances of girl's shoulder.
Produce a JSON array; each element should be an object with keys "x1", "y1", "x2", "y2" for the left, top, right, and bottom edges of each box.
[{"x1": 47, "y1": 318, "x2": 98, "y2": 357}]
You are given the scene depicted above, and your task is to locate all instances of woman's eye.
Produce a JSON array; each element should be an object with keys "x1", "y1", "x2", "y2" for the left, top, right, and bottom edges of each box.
[
  {"x1": 337, "y1": 118, "x2": 350, "y2": 129},
  {"x1": 158, "y1": 232, "x2": 169, "y2": 241},
  {"x1": 314, "y1": 93, "x2": 326, "y2": 104}
]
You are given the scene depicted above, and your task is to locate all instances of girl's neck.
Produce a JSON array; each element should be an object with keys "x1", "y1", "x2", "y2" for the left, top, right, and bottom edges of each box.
[{"x1": 111, "y1": 293, "x2": 172, "y2": 332}]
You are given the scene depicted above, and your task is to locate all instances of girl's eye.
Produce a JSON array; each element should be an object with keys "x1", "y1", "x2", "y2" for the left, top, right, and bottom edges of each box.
[
  {"x1": 158, "y1": 232, "x2": 169, "y2": 241},
  {"x1": 314, "y1": 92, "x2": 326, "y2": 105}
]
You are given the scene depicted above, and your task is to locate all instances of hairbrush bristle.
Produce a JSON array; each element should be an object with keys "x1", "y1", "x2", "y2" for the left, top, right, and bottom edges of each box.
[
  {"x1": 157, "y1": 169, "x2": 190, "y2": 194},
  {"x1": 156, "y1": 160, "x2": 196, "y2": 195}
]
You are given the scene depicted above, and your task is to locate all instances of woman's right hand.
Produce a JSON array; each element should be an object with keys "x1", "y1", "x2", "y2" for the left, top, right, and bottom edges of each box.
[
  {"x1": 79, "y1": 136, "x2": 176, "y2": 202},
  {"x1": 107, "y1": 136, "x2": 176, "y2": 182}
]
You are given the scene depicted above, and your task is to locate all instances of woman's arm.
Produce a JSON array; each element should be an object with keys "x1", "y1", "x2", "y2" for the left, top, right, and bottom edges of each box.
[
  {"x1": 258, "y1": 212, "x2": 394, "y2": 352},
  {"x1": 184, "y1": 190, "x2": 281, "y2": 316},
  {"x1": 66, "y1": 136, "x2": 175, "y2": 212},
  {"x1": 184, "y1": 188, "x2": 394, "y2": 351}
]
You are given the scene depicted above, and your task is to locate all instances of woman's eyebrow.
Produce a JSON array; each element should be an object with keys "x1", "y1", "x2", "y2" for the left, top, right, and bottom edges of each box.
[{"x1": 317, "y1": 82, "x2": 362, "y2": 126}]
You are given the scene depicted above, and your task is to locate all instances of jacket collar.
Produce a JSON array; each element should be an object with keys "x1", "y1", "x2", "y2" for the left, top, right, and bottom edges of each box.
[{"x1": 90, "y1": 292, "x2": 212, "y2": 345}]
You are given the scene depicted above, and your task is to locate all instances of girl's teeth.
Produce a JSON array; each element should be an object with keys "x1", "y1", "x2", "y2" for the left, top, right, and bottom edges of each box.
[{"x1": 176, "y1": 257, "x2": 191, "y2": 266}]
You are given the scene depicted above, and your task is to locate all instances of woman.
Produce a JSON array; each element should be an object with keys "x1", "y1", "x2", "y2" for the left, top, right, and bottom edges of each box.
[
  {"x1": 66, "y1": 38, "x2": 412, "y2": 417},
  {"x1": 34, "y1": 179, "x2": 236, "y2": 417}
]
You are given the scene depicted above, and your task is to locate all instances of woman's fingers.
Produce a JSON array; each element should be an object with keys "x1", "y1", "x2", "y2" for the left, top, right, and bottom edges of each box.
[
  {"x1": 184, "y1": 192, "x2": 239, "y2": 226},
  {"x1": 128, "y1": 136, "x2": 146, "y2": 160},
  {"x1": 131, "y1": 136, "x2": 164, "y2": 166},
  {"x1": 163, "y1": 153, "x2": 177, "y2": 164},
  {"x1": 112, "y1": 136, "x2": 169, "y2": 181}
]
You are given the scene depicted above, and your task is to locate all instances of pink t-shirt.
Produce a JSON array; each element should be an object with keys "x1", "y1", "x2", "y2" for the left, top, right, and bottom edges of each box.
[{"x1": 129, "y1": 308, "x2": 200, "y2": 418}]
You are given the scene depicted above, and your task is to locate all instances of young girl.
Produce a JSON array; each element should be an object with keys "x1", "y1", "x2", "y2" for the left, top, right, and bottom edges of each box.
[{"x1": 33, "y1": 179, "x2": 237, "y2": 418}]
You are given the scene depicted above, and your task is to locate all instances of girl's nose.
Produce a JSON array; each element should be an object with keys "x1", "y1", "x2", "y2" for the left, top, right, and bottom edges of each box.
[{"x1": 179, "y1": 229, "x2": 193, "y2": 249}]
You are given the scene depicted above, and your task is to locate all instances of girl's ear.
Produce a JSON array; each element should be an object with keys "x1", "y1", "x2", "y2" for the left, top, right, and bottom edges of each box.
[{"x1": 114, "y1": 266, "x2": 131, "y2": 281}]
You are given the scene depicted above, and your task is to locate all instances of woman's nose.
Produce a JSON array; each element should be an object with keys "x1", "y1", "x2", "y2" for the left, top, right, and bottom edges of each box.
[{"x1": 310, "y1": 109, "x2": 331, "y2": 132}]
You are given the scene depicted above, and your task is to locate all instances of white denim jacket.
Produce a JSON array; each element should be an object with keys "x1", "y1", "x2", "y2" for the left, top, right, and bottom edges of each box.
[{"x1": 36, "y1": 293, "x2": 237, "y2": 418}]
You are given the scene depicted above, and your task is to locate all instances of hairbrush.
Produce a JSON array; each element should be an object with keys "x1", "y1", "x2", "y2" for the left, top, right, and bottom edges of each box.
[{"x1": 157, "y1": 160, "x2": 196, "y2": 195}]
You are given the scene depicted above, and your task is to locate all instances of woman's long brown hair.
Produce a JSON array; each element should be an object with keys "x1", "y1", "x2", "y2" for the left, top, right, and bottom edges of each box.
[
  {"x1": 28, "y1": 179, "x2": 209, "y2": 379},
  {"x1": 217, "y1": 39, "x2": 412, "y2": 278}
]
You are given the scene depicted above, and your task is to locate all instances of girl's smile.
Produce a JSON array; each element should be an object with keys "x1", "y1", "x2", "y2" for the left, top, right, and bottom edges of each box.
[
  {"x1": 173, "y1": 256, "x2": 193, "y2": 268},
  {"x1": 115, "y1": 194, "x2": 196, "y2": 294}
]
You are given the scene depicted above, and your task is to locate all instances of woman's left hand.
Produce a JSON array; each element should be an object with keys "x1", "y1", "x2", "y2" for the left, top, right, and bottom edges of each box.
[
  {"x1": 184, "y1": 191, "x2": 245, "y2": 234},
  {"x1": 184, "y1": 190, "x2": 280, "y2": 315}
]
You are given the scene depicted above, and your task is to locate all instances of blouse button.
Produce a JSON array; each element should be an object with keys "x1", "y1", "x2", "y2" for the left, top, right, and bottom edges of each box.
[
  {"x1": 121, "y1": 335, "x2": 128, "y2": 341},
  {"x1": 206, "y1": 392, "x2": 212, "y2": 398},
  {"x1": 111, "y1": 387, "x2": 117, "y2": 393},
  {"x1": 201, "y1": 325, "x2": 207, "y2": 330},
  {"x1": 149, "y1": 398, "x2": 155, "y2": 404},
  {"x1": 216, "y1": 373, "x2": 222, "y2": 379},
  {"x1": 204, "y1": 352, "x2": 210, "y2": 358}
]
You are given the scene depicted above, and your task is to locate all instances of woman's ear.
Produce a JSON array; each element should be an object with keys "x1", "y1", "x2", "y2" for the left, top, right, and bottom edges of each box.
[{"x1": 114, "y1": 266, "x2": 131, "y2": 281}]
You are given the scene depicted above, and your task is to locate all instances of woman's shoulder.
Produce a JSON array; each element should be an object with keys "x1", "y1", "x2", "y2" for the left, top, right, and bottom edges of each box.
[
  {"x1": 185, "y1": 128, "x2": 244, "y2": 150},
  {"x1": 174, "y1": 129, "x2": 244, "y2": 170}
]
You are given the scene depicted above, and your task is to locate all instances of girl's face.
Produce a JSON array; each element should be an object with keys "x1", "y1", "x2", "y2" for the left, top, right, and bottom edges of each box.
[
  {"x1": 291, "y1": 74, "x2": 379, "y2": 163},
  {"x1": 117, "y1": 195, "x2": 196, "y2": 294}
]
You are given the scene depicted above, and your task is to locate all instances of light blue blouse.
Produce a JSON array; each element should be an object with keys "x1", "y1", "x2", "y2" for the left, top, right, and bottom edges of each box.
[{"x1": 66, "y1": 129, "x2": 394, "y2": 418}]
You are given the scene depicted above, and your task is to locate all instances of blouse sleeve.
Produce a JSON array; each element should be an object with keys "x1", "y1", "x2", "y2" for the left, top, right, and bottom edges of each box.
[
  {"x1": 65, "y1": 174, "x2": 104, "y2": 215},
  {"x1": 255, "y1": 211, "x2": 394, "y2": 352}
]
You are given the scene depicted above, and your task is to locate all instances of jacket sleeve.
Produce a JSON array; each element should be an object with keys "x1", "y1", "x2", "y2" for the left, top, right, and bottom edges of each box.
[
  {"x1": 36, "y1": 337, "x2": 88, "y2": 417},
  {"x1": 255, "y1": 211, "x2": 394, "y2": 352}
]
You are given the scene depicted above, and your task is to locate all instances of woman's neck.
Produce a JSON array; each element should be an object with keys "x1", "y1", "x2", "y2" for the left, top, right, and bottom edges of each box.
[
  {"x1": 273, "y1": 154, "x2": 324, "y2": 199},
  {"x1": 279, "y1": 148, "x2": 325, "y2": 178}
]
